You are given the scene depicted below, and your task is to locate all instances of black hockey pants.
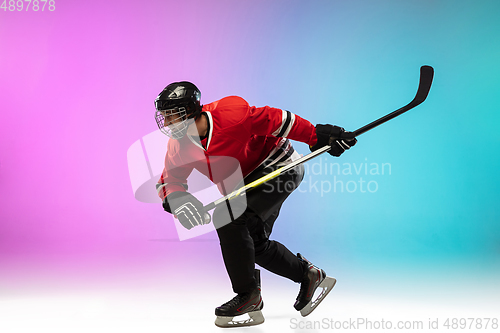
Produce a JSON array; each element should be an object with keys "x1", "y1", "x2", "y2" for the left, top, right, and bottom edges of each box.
[{"x1": 213, "y1": 163, "x2": 306, "y2": 294}]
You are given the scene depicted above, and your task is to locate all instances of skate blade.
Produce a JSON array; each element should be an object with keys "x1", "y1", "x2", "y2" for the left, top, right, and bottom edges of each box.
[
  {"x1": 300, "y1": 276, "x2": 336, "y2": 317},
  {"x1": 214, "y1": 310, "x2": 265, "y2": 328}
]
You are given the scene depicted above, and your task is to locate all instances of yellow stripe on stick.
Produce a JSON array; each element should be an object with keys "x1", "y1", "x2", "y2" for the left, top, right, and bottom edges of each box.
[{"x1": 226, "y1": 168, "x2": 282, "y2": 201}]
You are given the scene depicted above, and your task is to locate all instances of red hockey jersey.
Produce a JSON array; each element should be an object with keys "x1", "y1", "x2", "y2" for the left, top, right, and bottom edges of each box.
[{"x1": 157, "y1": 96, "x2": 317, "y2": 200}]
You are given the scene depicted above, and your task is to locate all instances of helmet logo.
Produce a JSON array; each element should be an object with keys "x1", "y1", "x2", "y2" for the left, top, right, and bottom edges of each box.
[{"x1": 168, "y1": 86, "x2": 186, "y2": 99}]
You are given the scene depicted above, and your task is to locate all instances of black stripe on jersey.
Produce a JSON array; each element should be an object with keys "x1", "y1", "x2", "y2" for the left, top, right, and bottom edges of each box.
[
  {"x1": 248, "y1": 140, "x2": 294, "y2": 176},
  {"x1": 262, "y1": 140, "x2": 292, "y2": 168},
  {"x1": 248, "y1": 146, "x2": 295, "y2": 176},
  {"x1": 277, "y1": 110, "x2": 292, "y2": 138}
]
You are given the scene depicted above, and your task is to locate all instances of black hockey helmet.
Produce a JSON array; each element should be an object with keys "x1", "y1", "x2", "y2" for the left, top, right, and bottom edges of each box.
[
  {"x1": 155, "y1": 81, "x2": 202, "y2": 116},
  {"x1": 154, "y1": 81, "x2": 202, "y2": 139}
]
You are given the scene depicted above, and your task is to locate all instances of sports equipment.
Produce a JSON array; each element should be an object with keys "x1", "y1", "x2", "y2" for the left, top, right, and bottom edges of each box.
[
  {"x1": 163, "y1": 191, "x2": 208, "y2": 229},
  {"x1": 202, "y1": 65, "x2": 434, "y2": 221},
  {"x1": 214, "y1": 269, "x2": 264, "y2": 328},
  {"x1": 154, "y1": 81, "x2": 202, "y2": 139},
  {"x1": 294, "y1": 253, "x2": 336, "y2": 317},
  {"x1": 341, "y1": 65, "x2": 434, "y2": 139},
  {"x1": 310, "y1": 124, "x2": 357, "y2": 157}
]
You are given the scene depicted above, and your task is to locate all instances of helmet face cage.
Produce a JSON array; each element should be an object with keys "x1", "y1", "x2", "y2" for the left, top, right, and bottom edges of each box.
[{"x1": 155, "y1": 106, "x2": 192, "y2": 140}]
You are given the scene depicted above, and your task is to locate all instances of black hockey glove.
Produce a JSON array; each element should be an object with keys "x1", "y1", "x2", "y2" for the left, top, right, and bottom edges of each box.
[
  {"x1": 163, "y1": 191, "x2": 207, "y2": 230},
  {"x1": 309, "y1": 124, "x2": 357, "y2": 157}
]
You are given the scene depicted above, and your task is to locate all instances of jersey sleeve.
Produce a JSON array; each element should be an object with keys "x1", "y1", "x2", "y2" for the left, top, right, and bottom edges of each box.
[
  {"x1": 249, "y1": 106, "x2": 318, "y2": 146},
  {"x1": 156, "y1": 141, "x2": 194, "y2": 201}
]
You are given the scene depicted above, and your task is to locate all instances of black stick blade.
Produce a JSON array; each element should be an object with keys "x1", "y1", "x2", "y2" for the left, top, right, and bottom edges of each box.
[
  {"x1": 350, "y1": 65, "x2": 435, "y2": 138},
  {"x1": 413, "y1": 65, "x2": 434, "y2": 105}
]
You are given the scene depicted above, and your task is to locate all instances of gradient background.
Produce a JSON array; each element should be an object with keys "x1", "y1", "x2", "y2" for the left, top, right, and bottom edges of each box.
[{"x1": 1, "y1": 0, "x2": 499, "y2": 332}]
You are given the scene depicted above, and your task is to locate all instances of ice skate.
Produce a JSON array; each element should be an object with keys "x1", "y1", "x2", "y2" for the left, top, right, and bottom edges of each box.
[
  {"x1": 294, "y1": 253, "x2": 336, "y2": 317},
  {"x1": 214, "y1": 269, "x2": 264, "y2": 328},
  {"x1": 214, "y1": 289, "x2": 264, "y2": 328}
]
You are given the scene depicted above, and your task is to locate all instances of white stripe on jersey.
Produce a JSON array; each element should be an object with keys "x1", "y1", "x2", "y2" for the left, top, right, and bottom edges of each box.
[
  {"x1": 282, "y1": 112, "x2": 296, "y2": 138},
  {"x1": 272, "y1": 110, "x2": 296, "y2": 138},
  {"x1": 272, "y1": 110, "x2": 287, "y2": 136},
  {"x1": 204, "y1": 111, "x2": 214, "y2": 150},
  {"x1": 187, "y1": 111, "x2": 214, "y2": 151},
  {"x1": 156, "y1": 183, "x2": 168, "y2": 195}
]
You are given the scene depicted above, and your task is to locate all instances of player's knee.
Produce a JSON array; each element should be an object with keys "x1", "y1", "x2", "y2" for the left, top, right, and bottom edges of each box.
[{"x1": 254, "y1": 238, "x2": 274, "y2": 258}]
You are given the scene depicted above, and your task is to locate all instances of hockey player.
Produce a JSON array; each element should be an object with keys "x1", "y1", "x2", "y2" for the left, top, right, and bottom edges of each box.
[{"x1": 154, "y1": 81, "x2": 357, "y2": 327}]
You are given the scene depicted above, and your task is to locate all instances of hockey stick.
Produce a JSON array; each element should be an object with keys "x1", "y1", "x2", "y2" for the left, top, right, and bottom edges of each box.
[
  {"x1": 341, "y1": 65, "x2": 434, "y2": 139},
  {"x1": 202, "y1": 66, "x2": 434, "y2": 220}
]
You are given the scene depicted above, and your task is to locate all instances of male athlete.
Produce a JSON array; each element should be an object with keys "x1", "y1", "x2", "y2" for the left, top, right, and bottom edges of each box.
[{"x1": 154, "y1": 81, "x2": 357, "y2": 327}]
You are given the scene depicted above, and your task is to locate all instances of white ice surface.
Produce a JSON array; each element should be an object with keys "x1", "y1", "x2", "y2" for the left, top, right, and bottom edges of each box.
[{"x1": 1, "y1": 271, "x2": 499, "y2": 333}]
